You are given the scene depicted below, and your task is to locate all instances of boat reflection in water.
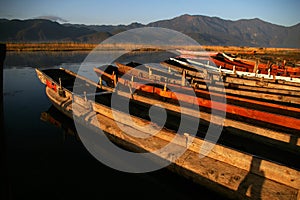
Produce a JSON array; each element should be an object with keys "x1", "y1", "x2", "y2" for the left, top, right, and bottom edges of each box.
[
  {"x1": 39, "y1": 107, "x2": 229, "y2": 200},
  {"x1": 40, "y1": 105, "x2": 80, "y2": 141}
]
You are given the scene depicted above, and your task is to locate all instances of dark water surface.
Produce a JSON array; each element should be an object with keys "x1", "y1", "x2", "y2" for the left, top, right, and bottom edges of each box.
[{"x1": 3, "y1": 52, "x2": 228, "y2": 200}]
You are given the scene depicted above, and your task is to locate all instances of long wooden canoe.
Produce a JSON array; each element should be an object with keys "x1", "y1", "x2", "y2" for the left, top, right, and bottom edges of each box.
[
  {"x1": 179, "y1": 51, "x2": 300, "y2": 78},
  {"x1": 115, "y1": 61, "x2": 300, "y2": 103},
  {"x1": 161, "y1": 57, "x2": 300, "y2": 85},
  {"x1": 35, "y1": 67, "x2": 300, "y2": 155},
  {"x1": 94, "y1": 64, "x2": 300, "y2": 132},
  {"x1": 35, "y1": 67, "x2": 300, "y2": 199}
]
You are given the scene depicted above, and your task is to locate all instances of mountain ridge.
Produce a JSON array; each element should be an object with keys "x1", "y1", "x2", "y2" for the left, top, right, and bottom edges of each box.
[{"x1": 0, "y1": 14, "x2": 299, "y2": 47}]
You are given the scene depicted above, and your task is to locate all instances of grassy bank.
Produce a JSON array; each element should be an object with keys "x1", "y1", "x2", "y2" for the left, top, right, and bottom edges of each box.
[
  {"x1": 5, "y1": 43, "x2": 97, "y2": 51},
  {"x1": 3, "y1": 42, "x2": 299, "y2": 65},
  {"x1": 4, "y1": 42, "x2": 300, "y2": 53}
]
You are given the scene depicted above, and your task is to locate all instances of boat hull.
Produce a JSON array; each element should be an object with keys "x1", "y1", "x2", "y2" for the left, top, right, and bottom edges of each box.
[{"x1": 36, "y1": 67, "x2": 300, "y2": 200}]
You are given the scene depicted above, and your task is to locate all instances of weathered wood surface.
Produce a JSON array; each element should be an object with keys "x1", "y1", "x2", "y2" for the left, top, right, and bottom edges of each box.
[
  {"x1": 38, "y1": 68, "x2": 300, "y2": 153},
  {"x1": 99, "y1": 62, "x2": 300, "y2": 106},
  {"x1": 208, "y1": 85, "x2": 300, "y2": 105},
  {"x1": 168, "y1": 55, "x2": 300, "y2": 82},
  {"x1": 112, "y1": 62, "x2": 300, "y2": 106},
  {"x1": 160, "y1": 60, "x2": 300, "y2": 90},
  {"x1": 117, "y1": 64, "x2": 300, "y2": 112},
  {"x1": 45, "y1": 85, "x2": 300, "y2": 200},
  {"x1": 224, "y1": 76, "x2": 300, "y2": 91},
  {"x1": 94, "y1": 66, "x2": 300, "y2": 131}
]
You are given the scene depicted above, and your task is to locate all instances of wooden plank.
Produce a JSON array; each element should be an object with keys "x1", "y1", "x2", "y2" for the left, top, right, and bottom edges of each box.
[
  {"x1": 211, "y1": 80, "x2": 300, "y2": 96},
  {"x1": 116, "y1": 90, "x2": 300, "y2": 152},
  {"x1": 224, "y1": 76, "x2": 300, "y2": 91},
  {"x1": 161, "y1": 61, "x2": 300, "y2": 98},
  {"x1": 48, "y1": 85, "x2": 300, "y2": 190},
  {"x1": 161, "y1": 60, "x2": 300, "y2": 90},
  {"x1": 207, "y1": 85, "x2": 300, "y2": 105},
  {"x1": 98, "y1": 67, "x2": 300, "y2": 131},
  {"x1": 41, "y1": 68, "x2": 300, "y2": 152},
  {"x1": 45, "y1": 86, "x2": 300, "y2": 199},
  {"x1": 155, "y1": 79, "x2": 300, "y2": 113},
  {"x1": 102, "y1": 64, "x2": 300, "y2": 110}
]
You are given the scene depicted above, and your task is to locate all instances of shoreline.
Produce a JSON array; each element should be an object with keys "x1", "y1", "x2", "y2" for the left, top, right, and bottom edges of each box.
[
  {"x1": 3, "y1": 42, "x2": 300, "y2": 53},
  {"x1": 3, "y1": 43, "x2": 300, "y2": 66}
]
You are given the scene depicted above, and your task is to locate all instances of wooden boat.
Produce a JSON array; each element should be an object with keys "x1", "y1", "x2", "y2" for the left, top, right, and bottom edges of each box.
[
  {"x1": 114, "y1": 61, "x2": 300, "y2": 103},
  {"x1": 179, "y1": 51, "x2": 300, "y2": 78},
  {"x1": 161, "y1": 57, "x2": 300, "y2": 103},
  {"x1": 176, "y1": 49, "x2": 218, "y2": 57},
  {"x1": 36, "y1": 67, "x2": 300, "y2": 150},
  {"x1": 35, "y1": 67, "x2": 300, "y2": 199},
  {"x1": 115, "y1": 61, "x2": 186, "y2": 86},
  {"x1": 93, "y1": 64, "x2": 300, "y2": 150},
  {"x1": 161, "y1": 57, "x2": 300, "y2": 85},
  {"x1": 94, "y1": 63, "x2": 300, "y2": 133}
]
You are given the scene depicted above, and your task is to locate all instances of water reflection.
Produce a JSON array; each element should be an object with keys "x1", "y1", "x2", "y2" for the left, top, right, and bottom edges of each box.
[
  {"x1": 39, "y1": 105, "x2": 228, "y2": 200},
  {"x1": 4, "y1": 51, "x2": 229, "y2": 200},
  {"x1": 4, "y1": 50, "x2": 177, "y2": 69},
  {"x1": 40, "y1": 105, "x2": 80, "y2": 141},
  {"x1": 4, "y1": 51, "x2": 90, "y2": 68}
]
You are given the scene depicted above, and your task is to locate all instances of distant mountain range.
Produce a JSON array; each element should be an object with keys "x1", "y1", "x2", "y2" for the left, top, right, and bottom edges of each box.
[{"x1": 1, "y1": 14, "x2": 299, "y2": 47}]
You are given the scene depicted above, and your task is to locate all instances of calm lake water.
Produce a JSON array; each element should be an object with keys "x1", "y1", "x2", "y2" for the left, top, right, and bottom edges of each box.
[{"x1": 3, "y1": 52, "x2": 228, "y2": 199}]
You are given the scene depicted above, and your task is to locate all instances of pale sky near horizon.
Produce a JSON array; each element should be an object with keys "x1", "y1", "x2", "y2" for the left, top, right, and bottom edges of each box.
[{"x1": 0, "y1": 0, "x2": 299, "y2": 27}]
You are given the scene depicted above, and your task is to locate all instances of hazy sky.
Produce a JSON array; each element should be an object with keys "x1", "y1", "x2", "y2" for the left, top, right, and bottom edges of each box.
[{"x1": 0, "y1": 0, "x2": 299, "y2": 26}]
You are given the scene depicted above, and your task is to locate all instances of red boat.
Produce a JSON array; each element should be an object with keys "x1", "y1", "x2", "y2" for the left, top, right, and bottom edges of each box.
[
  {"x1": 94, "y1": 62, "x2": 300, "y2": 132},
  {"x1": 179, "y1": 52, "x2": 300, "y2": 78}
]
